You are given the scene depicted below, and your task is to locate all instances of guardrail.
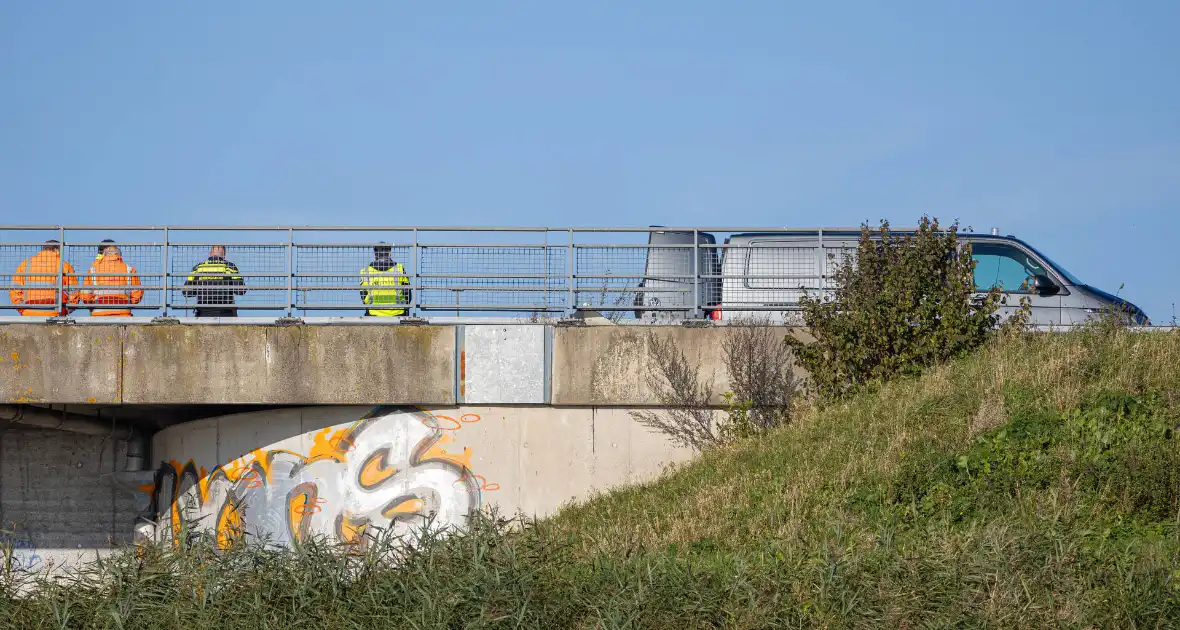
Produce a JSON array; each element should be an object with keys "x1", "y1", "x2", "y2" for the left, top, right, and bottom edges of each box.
[
  {"x1": 0, "y1": 225, "x2": 1161, "y2": 328},
  {"x1": 0, "y1": 225, "x2": 865, "y2": 321}
]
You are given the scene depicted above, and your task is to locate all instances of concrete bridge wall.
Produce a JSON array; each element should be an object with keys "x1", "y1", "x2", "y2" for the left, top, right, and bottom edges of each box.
[
  {"x1": 145, "y1": 405, "x2": 690, "y2": 546},
  {"x1": 0, "y1": 427, "x2": 142, "y2": 571},
  {"x1": 0, "y1": 322, "x2": 806, "y2": 569},
  {"x1": 1, "y1": 323, "x2": 805, "y2": 406},
  {"x1": 0, "y1": 404, "x2": 691, "y2": 570}
]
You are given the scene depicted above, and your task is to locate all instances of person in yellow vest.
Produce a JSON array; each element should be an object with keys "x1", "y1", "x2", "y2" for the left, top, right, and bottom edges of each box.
[
  {"x1": 81, "y1": 242, "x2": 143, "y2": 316},
  {"x1": 359, "y1": 244, "x2": 410, "y2": 317}
]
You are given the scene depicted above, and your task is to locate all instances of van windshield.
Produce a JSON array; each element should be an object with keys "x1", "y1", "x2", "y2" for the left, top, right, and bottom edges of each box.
[{"x1": 1021, "y1": 242, "x2": 1084, "y2": 286}]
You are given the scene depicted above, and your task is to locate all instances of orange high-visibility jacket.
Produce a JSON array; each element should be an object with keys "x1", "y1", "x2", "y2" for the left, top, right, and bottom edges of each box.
[
  {"x1": 9, "y1": 250, "x2": 79, "y2": 316},
  {"x1": 81, "y1": 254, "x2": 143, "y2": 316}
]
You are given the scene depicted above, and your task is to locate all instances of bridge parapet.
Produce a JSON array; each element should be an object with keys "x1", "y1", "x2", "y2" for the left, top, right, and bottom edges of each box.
[{"x1": 2, "y1": 323, "x2": 805, "y2": 407}]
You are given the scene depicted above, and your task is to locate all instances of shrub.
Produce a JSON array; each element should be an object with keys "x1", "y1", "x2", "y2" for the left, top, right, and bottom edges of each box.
[
  {"x1": 718, "y1": 317, "x2": 799, "y2": 441},
  {"x1": 789, "y1": 216, "x2": 1009, "y2": 399},
  {"x1": 632, "y1": 318, "x2": 799, "y2": 450},
  {"x1": 630, "y1": 331, "x2": 720, "y2": 451}
]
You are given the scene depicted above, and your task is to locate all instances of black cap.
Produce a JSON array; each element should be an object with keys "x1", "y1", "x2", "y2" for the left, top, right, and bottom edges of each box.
[{"x1": 98, "y1": 238, "x2": 115, "y2": 253}]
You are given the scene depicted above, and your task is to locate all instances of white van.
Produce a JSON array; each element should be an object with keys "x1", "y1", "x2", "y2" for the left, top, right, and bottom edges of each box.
[{"x1": 634, "y1": 229, "x2": 1148, "y2": 326}]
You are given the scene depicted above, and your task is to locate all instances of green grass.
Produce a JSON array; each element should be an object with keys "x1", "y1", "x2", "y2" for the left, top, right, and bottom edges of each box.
[{"x1": 3, "y1": 328, "x2": 1179, "y2": 628}]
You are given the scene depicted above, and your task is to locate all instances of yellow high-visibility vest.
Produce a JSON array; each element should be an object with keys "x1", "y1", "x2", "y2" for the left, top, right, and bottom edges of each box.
[{"x1": 360, "y1": 263, "x2": 408, "y2": 316}]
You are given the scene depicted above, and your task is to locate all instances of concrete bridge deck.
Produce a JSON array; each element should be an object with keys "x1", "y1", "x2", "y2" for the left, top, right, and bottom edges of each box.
[{"x1": 2, "y1": 322, "x2": 788, "y2": 407}]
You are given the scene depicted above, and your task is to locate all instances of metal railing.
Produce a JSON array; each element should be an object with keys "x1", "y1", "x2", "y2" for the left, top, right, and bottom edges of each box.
[
  {"x1": 0, "y1": 225, "x2": 862, "y2": 321},
  {"x1": 0, "y1": 225, "x2": 895, "y2": 321}
]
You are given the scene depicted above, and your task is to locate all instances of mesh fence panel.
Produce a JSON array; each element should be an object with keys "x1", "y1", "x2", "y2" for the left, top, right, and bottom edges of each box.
[
  {"x1": 573, "y1": 246, "x2": 649, "y2": 315},
  {"x1": 418, "y1": 246, "x2": 567, "y2": 311},
  {"x1": 67, "y1": 243, "x2": 166, "y2": 311},
  {"x1": 0, "y1": 244, "x2": 73, "y2": 309},
  {"x1": 168, "y1": 245, "x2": 289, "y2": 311},
  {"x1": 821, "y1": 245, "x2": 859, "y2": 300},
  {"x1": 716, "y1": 244, "x2": 824, "y2": 308},
  {"x1": 294, "y1": 245, "x2": 411, "y2": 310}
]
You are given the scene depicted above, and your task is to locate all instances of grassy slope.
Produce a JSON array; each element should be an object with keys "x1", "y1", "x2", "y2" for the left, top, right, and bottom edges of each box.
[
  {"x1": 546, "y1": 327, "x2": 1180, "y2": 627},
  {"x1": 3, "y1": 328, "x2": 1179, "y2": 629}
]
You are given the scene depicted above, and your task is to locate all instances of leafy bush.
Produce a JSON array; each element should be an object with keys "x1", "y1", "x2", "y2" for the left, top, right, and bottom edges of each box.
[{"x1": 789, "y1": 217, "x2": 1011, "y2": 399}]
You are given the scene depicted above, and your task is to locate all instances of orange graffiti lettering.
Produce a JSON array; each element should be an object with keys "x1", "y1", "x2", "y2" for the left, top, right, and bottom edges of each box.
[
  {"x1": 309, "y1": 426, "x2": 355, "y2": 462},
  {"x1": 455, "y1": 471, "x2": 500, "y2": 492},
  {"x1": 428, "y1": 414, "x2": 463, "y2": 431},
  {"x1": 294, "y1": 496, "x2": 327, "y2": 515},
  {"x1": 240, "y1": 470, "x2": 263, "y2": 489}
]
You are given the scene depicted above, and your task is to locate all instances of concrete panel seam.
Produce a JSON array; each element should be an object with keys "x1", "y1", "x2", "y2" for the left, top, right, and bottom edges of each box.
[
  {"x1": 117, "y1": 326, "x2": 126, "y2": 404},
  {"x1": 543, "y1": 325, "x2": 553, "y2": 405},
  {"x1": 454, "y1": 325, "x2": 466, "y2": 404}
]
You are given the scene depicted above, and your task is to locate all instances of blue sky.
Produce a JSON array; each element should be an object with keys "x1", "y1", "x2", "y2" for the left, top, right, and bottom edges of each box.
[{"x1": 2, "y1": 1, "x2": 1178, "y2": 321}]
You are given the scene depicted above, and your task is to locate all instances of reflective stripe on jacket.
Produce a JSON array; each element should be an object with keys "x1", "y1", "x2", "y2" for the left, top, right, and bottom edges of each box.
[
  {"x1": 183, "y1": 257, "x2": 246, "y2": 305},
  {"x1": 360, "y1": 262, "x2": 408, "y2": 316},
  {"x1": 9, "y1": 251, "x2": 79, "y2": 316},
  {"x1": 82, "y1": 255, "x2": 143, "y2": 316}
]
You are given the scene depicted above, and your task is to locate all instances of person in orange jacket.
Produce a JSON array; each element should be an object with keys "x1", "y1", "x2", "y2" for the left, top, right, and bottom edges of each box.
[
  {"x1": 9, "y1": 240, "x2": 79, "y2": 316},
  {"x1": 82, "y1": 242, "x2": 143, "y2": 316}
]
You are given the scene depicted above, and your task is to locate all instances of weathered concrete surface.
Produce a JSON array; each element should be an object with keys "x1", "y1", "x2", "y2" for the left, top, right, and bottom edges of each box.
[
  {"x1": 121, "y1": 326, "x2": 454, "y2": 404},
  {"x1": 551, "y1": 325, "x2": 807, "y2": 406},
  {"x1": 121, "y1": 326, "x2": 266, "y2": 405},
  {"x1": 0, "y1": 427, "x2": 146, "y2": 571},
  {"x1": 4, "y1": 322, "x2": 806, "y2": 406},
  {"x1": 265, "y1": 326, "x2": 454, "y2": 405},
  {"x1": 0, "y1": 325, "x2": 123, "y2": 404}
]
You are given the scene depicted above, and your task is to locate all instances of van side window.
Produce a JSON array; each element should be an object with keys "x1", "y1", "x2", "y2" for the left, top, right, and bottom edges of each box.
[
  {"x1": 970, "y1": 243, "x2": 1046, "y2": 293},
  {"x1": 743, "y1": 244, "x2": 819, "y2": 290}
]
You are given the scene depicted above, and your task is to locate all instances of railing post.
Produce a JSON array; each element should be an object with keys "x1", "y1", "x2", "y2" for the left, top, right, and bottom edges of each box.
[
  {"x1": 410, "y1": 228, "x2": 418, "y2": 316},
  {"x1": 692, "y1": 228, "x2": 701, "y2": 319},
  {"x1": 56, "y1": 226, "x2": 64, "y2": 316},
  {"x1": 162, "y1": 227, "x2": 170, "y2": 316},
  {"x1": 287, "y1": 228, "x2": 294, "y2": 317},
  {"x1": 566, "y1": 228, "x2": 575, "y2": 315},
  {"x1": 817, "y1": 228, "x2": 825, "y2": 295}
]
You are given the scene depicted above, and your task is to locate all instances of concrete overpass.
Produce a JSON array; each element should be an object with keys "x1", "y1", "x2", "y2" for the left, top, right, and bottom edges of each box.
[{"x1": 0, "y1": 320, "x2": 787, "y2": 570}]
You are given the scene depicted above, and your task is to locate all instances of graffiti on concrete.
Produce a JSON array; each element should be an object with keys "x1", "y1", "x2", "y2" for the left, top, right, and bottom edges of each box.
[
  {"x1": 0, "y1": 526, "x2": 41, "y2": 570},
  {"x1": 139, "y1": 407, "x2": 493, "y2": 549}
]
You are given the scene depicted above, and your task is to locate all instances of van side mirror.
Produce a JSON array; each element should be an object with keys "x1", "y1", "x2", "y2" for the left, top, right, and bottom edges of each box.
[{"x1": 1032, "y1": 274, "x2": 1059, "y2": 296}]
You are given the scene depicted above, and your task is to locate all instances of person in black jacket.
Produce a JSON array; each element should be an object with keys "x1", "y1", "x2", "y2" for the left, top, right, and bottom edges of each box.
[{"x1": 182, "y1": 245, "x2": 246, "y2": 317}]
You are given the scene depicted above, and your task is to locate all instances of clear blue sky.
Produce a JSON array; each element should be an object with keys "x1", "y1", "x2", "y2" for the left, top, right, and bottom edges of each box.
[{"x1": 2, "y1": 1, "x2": 1177, "y2": 321}]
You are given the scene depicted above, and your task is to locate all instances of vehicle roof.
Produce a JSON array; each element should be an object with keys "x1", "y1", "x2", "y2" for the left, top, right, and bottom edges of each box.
[{"x1": 723, "y1": 230, "x2": 1022, "y2": 244}]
